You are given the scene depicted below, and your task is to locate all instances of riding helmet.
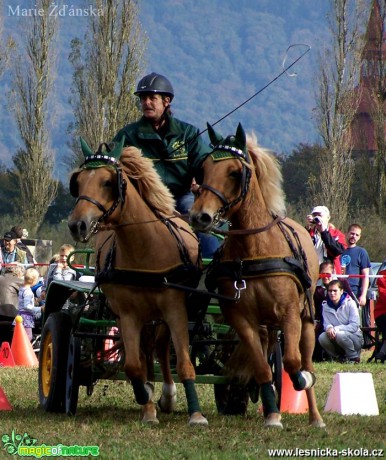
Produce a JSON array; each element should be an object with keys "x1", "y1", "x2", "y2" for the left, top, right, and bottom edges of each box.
[{"x1": 134, "y1": 72, "x2": 174, "y2": 101}]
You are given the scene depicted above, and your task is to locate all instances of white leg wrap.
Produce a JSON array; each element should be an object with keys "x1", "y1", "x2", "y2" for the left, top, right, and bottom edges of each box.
[
  {"x1": 301, "y1": 371, "x2": 316, "y2": 390},
  {"x1": 158, "y1": 382, "x2": 177, "y2": 413},
  {"x1": 144, "y1": 381, "x2": 154, "y2": 401}
]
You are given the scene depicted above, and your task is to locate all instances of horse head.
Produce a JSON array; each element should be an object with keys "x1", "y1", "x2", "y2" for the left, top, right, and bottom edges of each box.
[
  {"x1": 68, "y1": 137, "x2": 127, "y2": 242},
  {"x1": 190, "y1": 123, "x2": 252, "y2": 232}
]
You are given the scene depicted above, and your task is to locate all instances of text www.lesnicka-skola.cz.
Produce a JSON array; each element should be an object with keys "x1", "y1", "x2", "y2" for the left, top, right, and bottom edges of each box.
[{"x1": 267, "y1": 447, "x2": 385, "y2": 458}]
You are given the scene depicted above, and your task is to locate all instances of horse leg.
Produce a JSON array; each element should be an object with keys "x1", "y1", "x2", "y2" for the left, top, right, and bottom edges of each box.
[
  {"x1": 281, "y1": 301, "x2": 315, "y2": 393},
  {"x1": 154, "y1": 323, "x2": 177, "y2": 413},
  {"x1": 164, "y1": 306, "x2": 208, "y2": 426},
  {"x1": 299, "y1": 318, "x2": 326, "y2": 428},
  {"x1": 225, "y1": 312, "x2": 282, "y2": 428},
  {"x1": 120, "y1": 316, "x2": 159, "y2": 424}
]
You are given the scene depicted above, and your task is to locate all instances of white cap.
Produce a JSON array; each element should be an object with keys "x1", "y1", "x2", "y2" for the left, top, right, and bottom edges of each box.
[{"x1": 311, "y1": 206, "x2": 330, "y2": 219}]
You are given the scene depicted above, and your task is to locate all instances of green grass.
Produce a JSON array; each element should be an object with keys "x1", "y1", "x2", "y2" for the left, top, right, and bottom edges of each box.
[{"x1": 1, "y1": 353, "x2": 385, "y2": 460}]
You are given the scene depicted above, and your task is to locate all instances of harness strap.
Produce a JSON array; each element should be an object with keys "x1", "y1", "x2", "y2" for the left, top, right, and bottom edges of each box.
[
  {"x1": 96, "y1": 264, "x2": 201, "y2": 288},
  {"x1": 207, "y1": 257, "x2": 310, "y2": 293}
]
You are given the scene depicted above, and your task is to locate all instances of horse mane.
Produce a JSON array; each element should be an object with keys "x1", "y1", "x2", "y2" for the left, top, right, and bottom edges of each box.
[
  {"x1": 119, "y1": 146, "x2": 176, "y2": 216},
  {"x1": 246, "y1": 132, "x2": 286, "y2": 217}
]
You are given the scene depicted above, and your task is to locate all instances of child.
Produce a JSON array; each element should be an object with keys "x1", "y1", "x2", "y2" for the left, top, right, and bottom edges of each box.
[
  {"x1": 44, "y1": 244, "x2": 77, "y2": 293},
  {"x1": 15, "y1": 268, "x2": 43, "y2": 341},
  {"x1": 43, "y1": 244, "x2": 77, "y2": 309}
]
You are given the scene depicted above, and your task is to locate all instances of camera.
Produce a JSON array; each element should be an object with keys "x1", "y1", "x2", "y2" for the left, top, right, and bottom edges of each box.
[{"x1": 312, "y1": 217, "x2": 321, "y2": 224}]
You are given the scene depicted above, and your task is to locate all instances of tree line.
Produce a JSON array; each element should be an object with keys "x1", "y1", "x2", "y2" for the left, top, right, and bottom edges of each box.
[{"x1": 0, "y1": 0, "x2": 385, "y2": 259}]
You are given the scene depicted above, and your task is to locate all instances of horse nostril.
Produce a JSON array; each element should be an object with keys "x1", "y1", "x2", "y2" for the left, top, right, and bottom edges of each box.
[
  {"x1": 191, "y1": 212, "x2": 213, "y2": 231},
  {"x1": 68, "y1": 220, "x2": 86, "y2": 235},
  {"x1": 199, "y1": 213, "x2": 213, "y2": 225}
]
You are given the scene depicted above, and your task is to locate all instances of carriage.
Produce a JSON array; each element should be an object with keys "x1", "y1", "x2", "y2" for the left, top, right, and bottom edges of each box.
[
  {"x1": 38, "y1": 249, "x2": 283, "y2": 417},
  {"x1": 38, "y1": 124, "x2": 325, "y2": 428}
]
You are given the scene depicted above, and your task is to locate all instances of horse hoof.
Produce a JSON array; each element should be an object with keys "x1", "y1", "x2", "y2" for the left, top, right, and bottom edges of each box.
[
  {"x1": 158, "y1": 394, "x2": 177, "y2": 413},
  {"x1": 188, "y1": 412, "x2": 208, "y2": 426},
  {"x1": 311, "y1": 419, "x2": 326, "y2": 429},
  {"x1": 264, "y1": 413, "x2": 283, "y2": 429},
  {"x1": 141, "y1": 414, "x2": 159, "y2": 424}
]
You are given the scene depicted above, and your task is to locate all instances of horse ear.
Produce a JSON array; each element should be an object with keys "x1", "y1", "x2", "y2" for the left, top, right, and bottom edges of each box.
[
  {"x1": 110, "y1": 135, "x2": 125, "y2": 160},
  {"x1": 235, "y1": 123, "x2": 246, "y2": 150},
  {"x1": 80, "y1": 137, "x2": 94, "y2": 158},
  {"x1": 207, "y1": 123, "x2": 223, "y2": 146},
  {"x1": 69, "y1": 172, "x2": 79, "y2": 198}
]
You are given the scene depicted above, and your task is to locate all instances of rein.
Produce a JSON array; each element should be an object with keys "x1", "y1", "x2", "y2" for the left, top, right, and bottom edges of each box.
[{"x1": 213, "y1": 215, "x2": 283, "y2": 236}]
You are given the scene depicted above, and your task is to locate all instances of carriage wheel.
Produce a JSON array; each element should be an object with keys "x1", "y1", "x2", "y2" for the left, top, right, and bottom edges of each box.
[
  {"x1": 268, "y1": 338, "x2": 283, "y2": 409},
  {"x1": 38, "y1": 312, "x2": 72, "y2": 412},
  {"x1": 65, "y1": 336, "x2": 81, "y2": 416},
  {"x1": 213, "y1": 382, "x2": 249, "y2": 415}
]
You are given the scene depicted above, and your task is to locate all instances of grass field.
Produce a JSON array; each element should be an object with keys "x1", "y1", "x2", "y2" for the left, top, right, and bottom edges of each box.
[{"x1": 1, "y1": 352, "x2": 385, "y2": 460}]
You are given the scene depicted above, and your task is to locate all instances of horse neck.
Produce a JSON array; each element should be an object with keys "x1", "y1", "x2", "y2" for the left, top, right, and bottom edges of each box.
[
  {"x1": 110, "y1": 186, "x2": 192, "y2": 270},
  {"x1": 224, "y1": 180, "x2": 285, "y2": 258}
]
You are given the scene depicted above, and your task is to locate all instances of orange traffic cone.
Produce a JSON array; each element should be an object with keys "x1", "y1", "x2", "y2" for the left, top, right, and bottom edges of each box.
[
  {"x1": 0, "y1": 342, "x2": 16, "y2": 367},
  {"x1": 11, "y1": 316, "x2": 38, "y2": 367},
  {"x1": 0, "y1": 387, "x2": 12, "y2": 410},
  {"x1": 280, "y1": 370, "x2": 308, "y2": 414}
]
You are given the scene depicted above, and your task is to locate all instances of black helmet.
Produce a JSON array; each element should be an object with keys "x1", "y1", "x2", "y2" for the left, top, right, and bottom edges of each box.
[{"x1": 134, "y1": 72, "x2": 174, "y2": 101}]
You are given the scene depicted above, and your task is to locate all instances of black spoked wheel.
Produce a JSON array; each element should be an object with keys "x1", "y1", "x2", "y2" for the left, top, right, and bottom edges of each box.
[
  {"x1": 65, "y1": 335, "x2": 81, "y2": 416},
  {"x1": 38, "y1": 312, "x2": 72, "y2": 412},
  {"x1": 269, "y1": 338, "x2": 283, "y2": 409},
  {"x1": 214, "y1": 382, "x2": 249, "y2": 415}
]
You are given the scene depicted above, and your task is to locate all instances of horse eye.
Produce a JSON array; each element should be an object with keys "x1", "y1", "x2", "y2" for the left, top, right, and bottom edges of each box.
[
  {"x1": 230, "y1": 171, "x2": 242, "y2": 180},
  {"x1": 103, "y1": 179, "x2": 113, "y2": 188}
]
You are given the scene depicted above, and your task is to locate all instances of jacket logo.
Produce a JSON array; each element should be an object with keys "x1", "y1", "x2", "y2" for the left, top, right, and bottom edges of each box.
[{"x1": 171, "y1": 141, "x2": 187, "y2": 158}]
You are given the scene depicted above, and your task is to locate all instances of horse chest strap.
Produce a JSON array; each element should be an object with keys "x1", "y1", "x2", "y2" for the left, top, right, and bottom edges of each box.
[{"x1": 213, "y1": 257, "x2": 308, "y2": 291}]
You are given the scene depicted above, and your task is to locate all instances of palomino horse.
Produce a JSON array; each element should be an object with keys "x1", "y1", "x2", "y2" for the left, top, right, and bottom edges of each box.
[
  {"x1": 190, "y1": 123, "x2": 325, "y2": 428},
  {"x1": 68, "y1": 138, "x2": 208, "y2": 425}
]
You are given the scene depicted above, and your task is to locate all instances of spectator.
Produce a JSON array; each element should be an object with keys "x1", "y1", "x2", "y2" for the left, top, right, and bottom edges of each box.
[
  {"x1": 44, "y1": 244, "x2": 77, "y2": 293},
  {"x1": 340, "y1": 223, "x2": 371, "y2": 306},
  {"x1": 0, "y1": 262, "x2": 25, "y2": 313},
  {"x1": 112, "y1": 72, "x2": 220, "y2": 258},
  {"x1": 306, "y1": 206, "x2": 347, "y2": 274},
  {"x1": 373, "y1": 269, "x2": 386, "y2": 362},
  {"x1": 1, "y1": 231, "x2": 28, "y2": 274},
  {"x1": 10, "y1": 225, "x2": 35, "y2": 263},
  {"x1": 313, "y1": 261, "x2": 354, "y2": 361},
  {"x1": 13, "y1": 267, "x2": 42, "y2": 341},
  {"x1": 319, "y1": 279, "x2": 363, "y2": 363}
]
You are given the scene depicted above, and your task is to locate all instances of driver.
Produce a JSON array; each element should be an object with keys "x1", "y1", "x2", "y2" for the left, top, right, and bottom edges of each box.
[{"x1": 113, "y1": 72, "x2": 220, "y2": 258}]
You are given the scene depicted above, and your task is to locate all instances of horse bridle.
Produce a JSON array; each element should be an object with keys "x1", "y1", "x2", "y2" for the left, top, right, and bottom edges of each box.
[
  {"x1": 74, "y1": 153, "x2": 127, "y2": 238},
  {"x1": 198, "y1": 144, "x2": 252, "y2": 224}
]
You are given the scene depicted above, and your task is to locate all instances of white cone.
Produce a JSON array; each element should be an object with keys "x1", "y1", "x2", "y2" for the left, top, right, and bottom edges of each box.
[{"x1": 324, "y1": 372, "x2": 379, "y2": 416}]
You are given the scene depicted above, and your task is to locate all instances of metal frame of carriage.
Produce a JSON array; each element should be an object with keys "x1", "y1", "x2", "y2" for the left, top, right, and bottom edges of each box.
[{"x1": 38, "y1": 248, "x2": 283, "y2": 416}]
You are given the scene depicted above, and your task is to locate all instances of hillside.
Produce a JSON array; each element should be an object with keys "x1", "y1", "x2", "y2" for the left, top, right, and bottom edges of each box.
[{"x1": 0, "y1": 0, "x2": 332, "y2": 178}]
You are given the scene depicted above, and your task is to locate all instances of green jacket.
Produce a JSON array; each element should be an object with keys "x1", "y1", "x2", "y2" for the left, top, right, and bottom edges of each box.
[{"x1": 113, "y1": 114, "x2": 211, "y2": 198}]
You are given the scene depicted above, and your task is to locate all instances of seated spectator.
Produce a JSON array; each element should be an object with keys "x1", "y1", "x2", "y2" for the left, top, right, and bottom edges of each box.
[
  {"x1": 13, "y1": 268, "x2": 43, "y2": 341},
  {"x1": 374, "y1": 269, "x2": 386, "y2": 362},
  {"x1": 43, "y1": 245, "x2": 77, "y2": 310},
  {"x1": 44, "y1": 244, "x2": 77, "y2": 290},
  {"x1": 1, "y1": 231, "x2": 28, "y2": 274},
  {"x1": 313, "y1": 261, "x2": 354, "y2": 362},
  {"x1": 319, "y1": 279, "x2": 363, "y2": 363}
]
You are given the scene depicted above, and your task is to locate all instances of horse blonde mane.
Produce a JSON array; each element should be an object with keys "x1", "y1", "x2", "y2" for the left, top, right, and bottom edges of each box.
[
  {"x1": 246, "y1": 132, "x2": 286, "y2": 217},
  {"x1": 119, "y1": 146, "x2": 176, "y2": 216}
]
